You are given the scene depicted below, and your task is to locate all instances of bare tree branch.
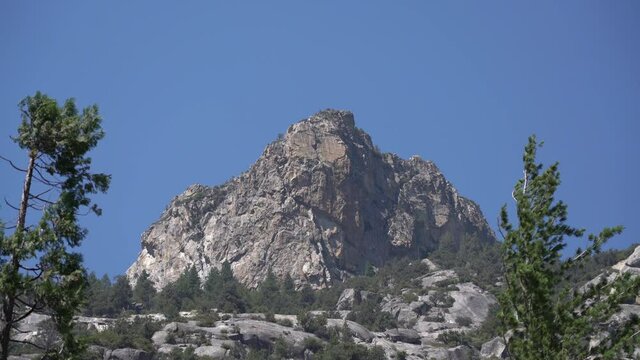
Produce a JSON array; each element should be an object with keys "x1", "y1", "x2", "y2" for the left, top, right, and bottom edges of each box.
[
  {"x1": 13, "y1": 306, "x2": 37, "y2": 323},
  {"x1": 8, "y1": 337, "x2": 46, "y2": 351},
  {"x1": 29, "y1": 194, "x2": 55, "y2": 205},
  {"x1": 0, "y1": 155, "x2": 26, "y2": 172},
  {"x1": 3, "y1": 198, "x2": 19, "y2": 211}
]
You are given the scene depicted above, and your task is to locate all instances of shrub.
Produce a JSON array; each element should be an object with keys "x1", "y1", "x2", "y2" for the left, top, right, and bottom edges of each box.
[
  {"x1": 455, "y1": 316, "x2": 473, "y2": 327},
  {"x1": 346, "y1": 299, "x2": 397, "y2": 331},
  {"x1": 303, "y1": 336, "x2": 324, "y2": 352},
  {"x1": 276, "y1": 318, "x2": 293, "y2": 327},
  {"x1": 297, "y1": 312, "x2": 329, "y2": 339}
]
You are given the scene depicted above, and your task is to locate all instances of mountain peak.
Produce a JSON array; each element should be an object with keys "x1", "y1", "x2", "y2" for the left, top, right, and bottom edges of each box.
[
  {"x1": 304, "y1": 109, "x2": 355, "y2": 130},
  {"x1": 127, "y1": 111, "x2": 495, "y2": 289}
]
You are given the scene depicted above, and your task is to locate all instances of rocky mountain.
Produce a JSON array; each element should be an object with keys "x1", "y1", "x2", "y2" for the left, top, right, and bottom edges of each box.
[{"x1": 127, "y1": 110, "x2": 495, "y2": 289}]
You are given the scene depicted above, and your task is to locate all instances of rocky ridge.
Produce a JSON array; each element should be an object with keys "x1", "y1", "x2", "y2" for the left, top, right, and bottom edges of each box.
[
  {"x1": 127, "y1": 110, "x2": 495, "y2": 289},
  {"x1": 13, "y1": 246, "x2": 640, "y2": 359}
]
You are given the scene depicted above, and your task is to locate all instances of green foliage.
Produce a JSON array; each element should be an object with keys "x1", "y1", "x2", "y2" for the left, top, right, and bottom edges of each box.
[
  {"x1": 498, "y1": 136, "x2": 640, "y2": 359},
  {"x1": 0, "y1": 92, "x2": 110, "y2": 359},
  {"x1": 132, "y1": 270, "x2": 156, "y2": 310},
  {"x1": 82, "y1": 317, "x2": 160, "y2": 352},
  {"x1": 110, "y1": 276, "x2": 133, "y2": 314},
  {"x1": 297, "y1": 312, "x2": 329, "y2": 339},
  {"x1": 215, "y1": 262, "x2": 248, "y2": 313},
  {"x1": 271, "y1": 337, "x2": 292, "y2": 359},
  {"x1": 430, "y1": 290, "x2": 454, "y2": 308},
  {"x1": 431, "y1": 232, "x2": 502, "y2": 291},
  {"x1": 313, "y1": 326, "x2": 386, "y2": 360},
  {"x1": 84, "y1": 273, "x2": 114, "y2": 316},
  {"x1": 252, "y1": 270, "x2": 281, "y2": 313},
  {"x1": 161, "y1": 346, "x2": 214, "y2": 360},
  {"x1": 455, "y1": 316, "x2": 473, "y2": 327},
  {"x1": 302, "y1": 336, "x2": 324, "y2": 353},
  {"x1": 346, "y1": 297, "x2": 397, "y2": 331}
]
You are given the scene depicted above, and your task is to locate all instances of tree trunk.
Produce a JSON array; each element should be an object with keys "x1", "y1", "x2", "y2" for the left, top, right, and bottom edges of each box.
[{"x1": 0, "y1": 153, "x2": 36, "y2": 360}]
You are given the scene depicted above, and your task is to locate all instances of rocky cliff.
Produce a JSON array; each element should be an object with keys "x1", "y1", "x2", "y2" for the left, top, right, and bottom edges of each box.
[{"x1": 126, "y1": 110, "x2": 495, "y2": 289}]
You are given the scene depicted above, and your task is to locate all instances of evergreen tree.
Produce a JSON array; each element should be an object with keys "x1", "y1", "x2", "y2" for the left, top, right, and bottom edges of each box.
[
  {"x1": 218, "y1": 261, "x2": 246, "y2": 313},
  {"x1": 153, "y1": 283, "x2": 180, "y2": 320},
  {"x1": 280, "y1": 273, "x2": 297, "y2": 312},
  {"x1": 132, "y1": 271, "x2": 156, "y2": 311},
  {"x1": 111, "y1": 276, "x2": 133, "y2": 315},
  {"x1": 255, "y1": 270, "x2": 280, "y2": 312},
  {"x1": 0, "y1": 92, "x2": 110, "y2": 359},
  {"x1": 299, "y1": 284, "x2": 316, "y2": 309},
  {"x1": 84, "y1": 273, "x2": 113, "y2": 316},
  {"x1": 175, "y1": 266, "x2": 202, "y2": 309},
  {"x1": 498, "y1": 136, "x2": 640, "y2": 359},
  {"x1": 201, "y1": 267, "x2": 222, "y2": 310}
]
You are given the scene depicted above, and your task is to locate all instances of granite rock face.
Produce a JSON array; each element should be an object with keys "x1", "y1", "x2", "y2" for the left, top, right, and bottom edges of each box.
[{"x1": 127, "y1": 110, "x2": 495, "y2": 289}]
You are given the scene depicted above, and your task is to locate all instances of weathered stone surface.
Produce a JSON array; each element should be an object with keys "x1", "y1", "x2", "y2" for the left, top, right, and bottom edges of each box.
[
  {"x1": 582, "y1": 245, "x2": 640, "y2": 293},
  {"x1": 381, "y1": 295, "x2": 419, "y2": 326},
  {"x1": 445, "y1": 283, "x2": 497, "y2": 327},
  {"x1": 232, "y1": 318, "x2": 320, "y2": 355},
  {"x1": 480, "y1": 337, "x2": 507, "y2": 359},
  {"x1": 625, "y1": 246, "x2": 640, "y2": 268},
  {"x1": 385, "y1": 328, "x2": 421, "y2": 344},
  {"x1": 76, "y1": 316, "x2": 117, "y2": 332},
  {"x1": 103, "y1": 348, "x2": 151, "y2": 360},
  {"x1": 371, "y1": 337, "x2": 476, "y2": 360},
  {"x1": 194, "y1": 339, "x2": 236, "y2": 358},
  {"x1": 151, "y1": 330, "x2": 169, "y2": 346},
  {"x1": 126, "y1": 110, "x2": 495, "y2": 289},
  {"x1": 420, "y1": 269, "x2": 458, "y2": 288},
  {"x1": 336, "y1": 288, "x2": 357, "y2": 310},
  {"x1": 613, "y1": 246, "x2": 640, "y2": 275},
  {"x1": 409, "y1": 300, "x2": 429, "y2": 315},
  {"x1": 326, "y1": 319, "x2": 374, "y2": 342}
]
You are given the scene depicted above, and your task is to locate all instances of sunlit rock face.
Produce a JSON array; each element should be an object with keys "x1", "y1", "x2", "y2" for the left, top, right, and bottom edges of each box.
[{"x1": 126, "y1": 110, "x2": 495, "y2": 289}]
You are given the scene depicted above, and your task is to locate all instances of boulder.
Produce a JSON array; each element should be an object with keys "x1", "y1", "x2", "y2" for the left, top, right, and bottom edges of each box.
[
  {"x1": 151, "y1": 330, "x2": 169, "y2": 346},
  {"x1": 409, "y1": 301, "x2": 429, "y2": 315},
  {"x1": 231, "y1": 319, "x2": 321, "y2": 355},
  {"x1": 480, "y1": 337, "x2": 508, "y2": 359},
  {"x1": 103, "y1": 348, "x2": 151, "y2": 360},
  {"x1": 194, "y1": 339, "x2": 236, "y2": 358},
  {"x1": 385, "y1": 328, "x2": 421, "y2": 344},
  {"x1": 326, "y1": 319, "x2": 374, "y2": 342},
  {"x1": 445, "y1": 283, "x2": 497, "y2": 327},
  {"x1": 625, "y1": 247, "x2": 640, "y2": 268},
  {"x1": 336, "y1": 288, "x2": 357, "y2": 310},
  {"x1": 420, "y1": 270, "x2": 458, "y2": 288}
]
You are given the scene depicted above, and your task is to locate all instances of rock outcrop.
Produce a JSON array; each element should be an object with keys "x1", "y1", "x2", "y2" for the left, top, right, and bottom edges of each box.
[{"x1": 127, "y1": 110, "x2": 495, "y2": 289}]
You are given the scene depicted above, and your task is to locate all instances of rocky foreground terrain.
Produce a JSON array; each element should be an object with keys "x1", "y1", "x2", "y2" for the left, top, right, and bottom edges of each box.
[
  {"x1": 127, "y1": 110, "x2": 495, "y2": 289},
  {"x1": 11, "y1": 246, "x2": 640, "y2": 360}
]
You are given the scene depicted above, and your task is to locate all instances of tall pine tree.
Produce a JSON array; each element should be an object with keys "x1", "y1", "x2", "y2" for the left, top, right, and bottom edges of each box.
[
  {"x1": 498, "y1": 136, "x2": 640, "y2": 359},
  {"x1": 0, "y1": 92, "x2": 110, "y2": 359}
]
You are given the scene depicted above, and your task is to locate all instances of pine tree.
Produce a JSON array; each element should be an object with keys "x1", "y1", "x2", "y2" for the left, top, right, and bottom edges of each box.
[
  {"x1": 111, "y1": 276, "x2": 133, "y2": 315},
  {"x1": 84, "y1": 273, "x2": 113, "y2": 316},
  {"x1": 256, "y1": 269, "x2": 280, "y2": 312},
  {"x1": 218, "y1": 261, "x2": 246, "y2": 313},
  {"x1": 132, "y1": 271, "x2": 156, "y2": 311},
  {"x1": 0, "y1": 92, "x2": 110, "y2": 359},
  {"x1": 175, "y1": 266, "x2": 202, "y2": 301},
  {"x1": 201, "y1": 267, "x2": 222, "y2": 310},
  {"x1": 498, "y1": 135, "x2": 640, "y2": 359}
]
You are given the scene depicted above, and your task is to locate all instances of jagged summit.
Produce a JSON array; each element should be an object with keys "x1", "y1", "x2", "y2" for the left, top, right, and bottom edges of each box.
[{"x1": 127, "y1": 110, "x2": 495, "y2": 289}]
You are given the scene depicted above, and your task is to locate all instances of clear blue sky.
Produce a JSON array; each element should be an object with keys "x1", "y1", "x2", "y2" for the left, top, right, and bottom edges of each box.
[{"x1": 1, "y1": 2, "x2": 638, "y2": 278}]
